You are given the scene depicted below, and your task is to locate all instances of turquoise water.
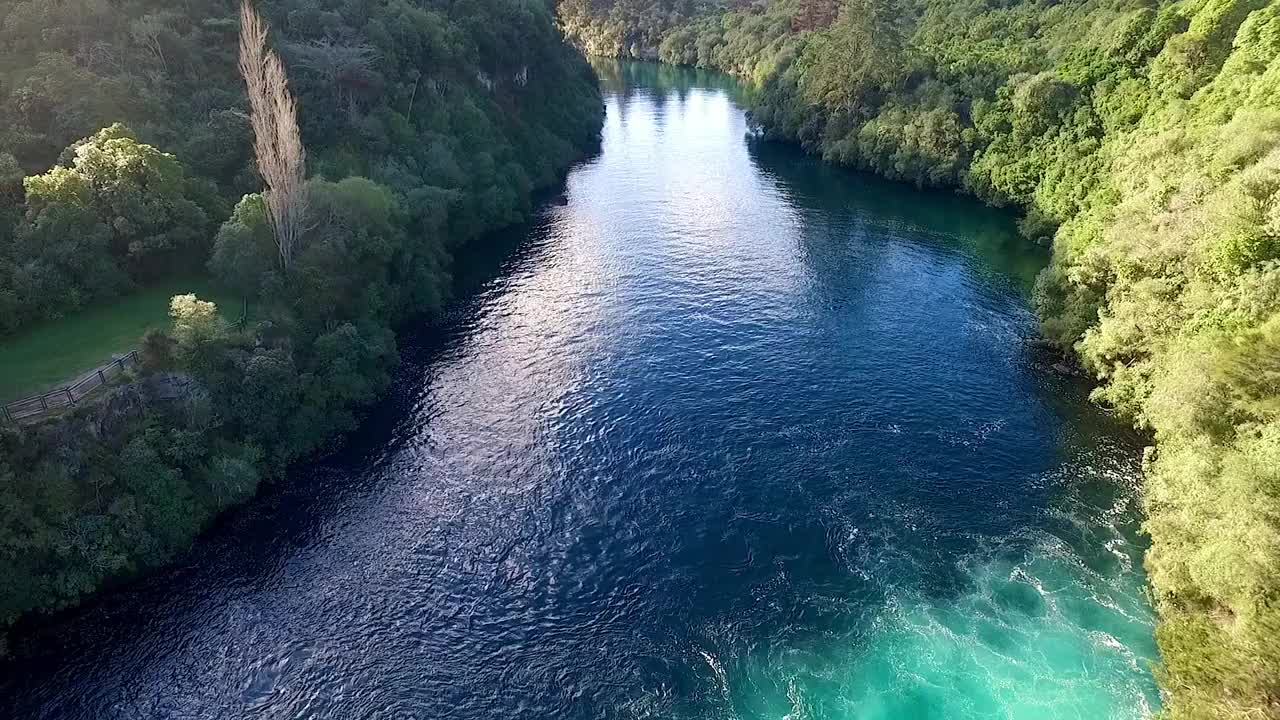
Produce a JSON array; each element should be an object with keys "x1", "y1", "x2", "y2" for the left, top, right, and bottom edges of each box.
[{"x1": 0, "y1": 62, "x2": 1160, "y2": 719}]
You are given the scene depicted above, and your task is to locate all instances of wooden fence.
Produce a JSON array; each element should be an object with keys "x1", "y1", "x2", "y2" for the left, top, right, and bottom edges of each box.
[{"x1": 2, "y1": 351, "x2": 139, "y2": 424}]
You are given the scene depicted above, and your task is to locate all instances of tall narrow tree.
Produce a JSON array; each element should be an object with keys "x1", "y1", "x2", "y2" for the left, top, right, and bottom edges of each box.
[{"x1": 238, "y1": 0, "x2": 306, "y2": 272}]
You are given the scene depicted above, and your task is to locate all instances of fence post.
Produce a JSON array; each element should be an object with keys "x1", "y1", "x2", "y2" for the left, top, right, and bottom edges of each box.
[
  {"x1": 65, "y1": 388, "x2": 75, "y2": 406},
  {"x1": 2, "y1": 404, "x2": 12, "y2": 424},
  {"x1": 39, "y1": 394, "x2": 47, "y2": 411}
]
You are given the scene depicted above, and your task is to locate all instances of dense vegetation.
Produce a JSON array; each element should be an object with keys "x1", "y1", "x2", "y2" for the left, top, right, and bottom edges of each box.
[
  {"x1": 0, "y1": 0, "x2": 601, "y2": 336},
  {"x1": 0, "y1": 0, "x2": 601, "y2": 640},
  {"x1": 560, "y1": 0, "x2": 1280, "y2": 717}
]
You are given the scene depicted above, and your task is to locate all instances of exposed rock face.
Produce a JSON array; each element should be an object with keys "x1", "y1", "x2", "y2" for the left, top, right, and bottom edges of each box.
[
  {"x1": 90, "y1": 382, "x2": 149, "y2": 441},
  {"x1": 1023, "y1": 336, "x2": 1086, "y2": 378},
  {"x1": 143, "y1": 372, "x2": 200, "y2": 403},
  {"x1": 626, "y1": 43, "x2": 659, "y2": 60},
  {"x1": 30, "y1": 371, "x2": 208, "y2": 449},
  {"x1": 1052, "y1": 362, "x2": 1082, "y2": 377}
]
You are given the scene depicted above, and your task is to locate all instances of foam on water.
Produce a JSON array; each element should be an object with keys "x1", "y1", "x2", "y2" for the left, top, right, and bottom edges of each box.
[
  {"x1": 621, "y1": 444, "x2": 1160, "y2": 720},
  {"x1": 651, "y1": 549, "x2": 1158, "y2": 720},
  {"x1": 827, "y1": 538, "x2": 1158, "y2": 720}
]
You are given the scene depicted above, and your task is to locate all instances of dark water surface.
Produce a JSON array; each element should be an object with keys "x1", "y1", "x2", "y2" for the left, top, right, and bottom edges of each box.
[{"x1": 1, "y1": 62, "x2": 1159, "y2": 719}]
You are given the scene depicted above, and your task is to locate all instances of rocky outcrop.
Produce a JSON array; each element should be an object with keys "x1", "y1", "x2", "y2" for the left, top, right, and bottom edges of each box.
[
  {"x1": 1023, "y1": 336, "x2": 1086, "y2": 378},
  {"x1": 27, "y1": 371, "x2": 208, "y2": 452}
]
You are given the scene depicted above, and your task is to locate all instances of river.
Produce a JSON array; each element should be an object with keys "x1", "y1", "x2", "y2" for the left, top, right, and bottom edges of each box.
[{"x1": 0, "y1": 62, "x2": 1160, "y2": 719}]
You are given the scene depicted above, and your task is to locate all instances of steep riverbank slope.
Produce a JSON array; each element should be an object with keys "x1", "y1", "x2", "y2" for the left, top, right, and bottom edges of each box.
[
  {"x1": 0, "y1": 0, "x2": 603, "y2": 644},
  {"x1": 557, "y1": 1, "x2": 1280, "y2": 717}
]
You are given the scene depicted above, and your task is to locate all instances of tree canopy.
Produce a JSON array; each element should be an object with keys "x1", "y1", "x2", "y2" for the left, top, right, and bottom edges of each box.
[{"x1": 0, "y1": 0, "x2": 604, "y2": 337}]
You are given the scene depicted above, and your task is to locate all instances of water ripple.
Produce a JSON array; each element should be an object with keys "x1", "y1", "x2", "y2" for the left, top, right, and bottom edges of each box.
[{"x1": 0, "y1": 64, "x2": 1157, "y2": 720}]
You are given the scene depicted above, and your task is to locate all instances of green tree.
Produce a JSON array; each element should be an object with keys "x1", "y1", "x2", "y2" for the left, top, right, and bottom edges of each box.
[
  {"x1": 208, "y1": 193, "x2": 277, "y2": 302},
  {"x1": 25, "y1": 124, "x2": 210, "y2": 279}
]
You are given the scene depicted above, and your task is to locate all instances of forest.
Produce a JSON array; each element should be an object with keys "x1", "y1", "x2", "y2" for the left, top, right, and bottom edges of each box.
[
  {"x1": 558, "y1": 0, "x2": 1280, "y2": 717},
  {"x1": 0, "y1": 0, "x2": 602, "y2": 644},
  {"x1": 2, "y1": 0, "x2": 1278, "y2": 715}
]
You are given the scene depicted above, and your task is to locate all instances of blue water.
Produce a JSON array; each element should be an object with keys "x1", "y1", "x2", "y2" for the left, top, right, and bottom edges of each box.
[{"x1": 0, "y1": 62, "x2": 1160, "y2": 719}]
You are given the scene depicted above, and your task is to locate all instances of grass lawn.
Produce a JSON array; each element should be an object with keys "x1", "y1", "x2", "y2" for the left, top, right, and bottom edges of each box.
[{"x1": 0, "y1": 278, "x2": 242, "y2": 403}]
